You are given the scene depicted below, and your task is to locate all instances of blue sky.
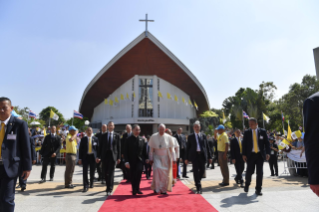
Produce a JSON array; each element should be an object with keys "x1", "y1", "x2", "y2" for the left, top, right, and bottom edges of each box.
[{"x1": 1, "y1": 0, "x2": 318, "y2": 119}]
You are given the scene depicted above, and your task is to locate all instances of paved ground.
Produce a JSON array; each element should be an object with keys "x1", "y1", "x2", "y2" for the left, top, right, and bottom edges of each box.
[{"x1": 15, "y1": 161, "x2": 318, "y2": 212}]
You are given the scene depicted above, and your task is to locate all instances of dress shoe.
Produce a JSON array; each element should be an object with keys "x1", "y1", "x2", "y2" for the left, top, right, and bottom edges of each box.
[
  {"x1": 183, "y1": 176, "x2": 189, "y2": 178},
  {"x1": 90, "y1": 185, "x2": 94, "y2": 188},
  {"x1": 125, "y1": 180, "x2": 131, "y2": 183},
  {"x1": 21, "y1": 186, "x2": 26, "y2": 192},
  {"x1": 244, "y1": 186, "x2": 249, "y2": 192},
  {"x1": 71, "y1": 184, "x2": 76, "y2": 187},
  {"x1": 195, "y1": 191, "x2": 199, "y2": 194},
  {"x1": 255, "y1": 191, "x2": 263, "y2": 196},
  {"x1": 39, "y1": 179, "x2": 46, "y2": 183},
  {"x1": 137, "y1": 190, "x2": 143, "y2": 194},
  {"x1": 16, "y1": 185, "x2": 21, "y2": 189},
  {"x1": 240, "y1": 182, "x2": 244, "y2": 188},
  {"x1": 219, "y1": 182, "x2": 229, "y2": 187},
  {"x1": 65, "y1": 184, "x2": 75, "y2": 189},
  {"x1": 161, "y1": 192, "x2": 168, "y2": 195},
  {"x1": 49, "y1": 178, "x2": 53, "y2": 181},
  {"x1": 189, "y1": 169, "x2": 193, "y2": 172},
  {"x1": 83, "y1": 187, "x2": 88, "y2": 192},
  {"x1": 106, "y1": 192, "x2": 112, "y2": 196},
  {"x1": 270, "y1": 174, "x2": 275, "y2": 176},
  {"x1": 132, "y1": 192, "x2": 137, "y2": 195}
]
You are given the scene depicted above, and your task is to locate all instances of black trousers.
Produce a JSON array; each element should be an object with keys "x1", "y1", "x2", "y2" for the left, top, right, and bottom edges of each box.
[
  {"x1": 130, "y1": 160, "x2": 143, "y2": 193},
  {"x1": 234, "y1": 157, "x2": 245, "y2": 183},
  {"x1": 192, "y1": 152, "x2": 206, "y2": 191},
  {"x1": 145, "y1": 163, "x2": 152, "y2": 178},
  {"x1": 269, "y1": 155, "x2": 278, "y2": 176},
  {"x1": 103, "y1": 153, "x2": 116, "y2": 192},
  {"x1": 0, "y1": 165, "x2": 16, "y2": 212},
  {"x1": 121, "y1": 161, "x2": 130, "y2": 180},
  {"x1": 18, "y1": 176, "x2": 27, "y2": 187},
  {"x1": 96, "y1": 160, "x2": 102, "y2": 180},
  {"x1": 83, "y1": 154, "x2": 96, "y2": 188},
  {"x1": 41, "y1": 156, "x2": 56, "y2": 179},
  {"x1": 177, "y1": 159, "x2": 187, "y2": 177},
  {"x1": 245, "y1": 152, "x2": 264, "y2": 191}
]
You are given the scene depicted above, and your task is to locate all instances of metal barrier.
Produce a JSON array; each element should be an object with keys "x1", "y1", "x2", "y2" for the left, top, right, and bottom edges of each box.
[{"x1": 281, "y1": 152, "x2": 307, "y2": 176}]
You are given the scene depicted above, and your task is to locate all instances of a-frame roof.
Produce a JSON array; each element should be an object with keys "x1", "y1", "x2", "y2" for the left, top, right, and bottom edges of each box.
[{"x1": 79, "y1": 31, "x2": 210, "y2": 119}]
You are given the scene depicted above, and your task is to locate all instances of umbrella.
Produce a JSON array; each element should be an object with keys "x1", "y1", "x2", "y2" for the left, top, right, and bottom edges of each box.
[{"x1": 30, "y1": 121, "x2": 41, "y2": 126}]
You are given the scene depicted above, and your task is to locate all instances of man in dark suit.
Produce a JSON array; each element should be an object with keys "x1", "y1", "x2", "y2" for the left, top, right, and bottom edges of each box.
[
  {"x1": 144, "y1": 135, "x2": 152, "y2": 179},
  {"x1": 79, "y1": 127, "x2": 99, "y2": 192},
  {"x1": 242, "y1": 117, "x2": 270, "y2": 196},
  {"x1": 185, "y1": 121, "x2": 212, "y2": 194},
  {"x1": 94, "y1": 124, "x2": 107, "y2": 182},
  {"x1": 174, "y1": 127, "x2": 188, "y2": 178},
  {"x1": 39, "y1": 126, "x2": 61, "y2": 183},
  {"x1": 207, "y1": 135, "x2": 214, "y2": 169},
  {"x1": 124, "y1": 125, "x2": 148, "y2": 195},
  {"x1": 0, "y1": 97, "x2": 32, "y2": 212},
  {"x1": 17, "y1": 128, "x2": 36, "y2": 191},
  {"x1": 96, "y1": 121, "x2": 121, "y2": 196},
  {"x1": 303, "y1": 92, "x2": 319, "y2": 197},
  {"x1": 230, "y1": 129, "x2": 244, "y2": 187},
  {"x1": 268, "y1": 136, "x2": 278, "y2": 176},
  {"x1": 121, "y1": 124, "x2": 132, "y2": 182}
]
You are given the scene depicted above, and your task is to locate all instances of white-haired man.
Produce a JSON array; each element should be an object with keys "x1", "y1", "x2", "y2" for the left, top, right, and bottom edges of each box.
[
  {"x1": 148, "y1": 124, "x2": 176, "y2": 195},
  {"x1": 185, "y1": 121, "x2": 212, "y2": 194}
]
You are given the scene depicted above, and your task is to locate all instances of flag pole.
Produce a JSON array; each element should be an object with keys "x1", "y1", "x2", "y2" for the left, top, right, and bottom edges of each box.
[
  {"x1": 242, "y1": 110, "x2": 244, "y2": 132},
  {"x1": 72, "y1": 118, "x2": 74, "y2": 126},
  {"x1": 49, "y1": 118, "x2": 51, "y2": 127},
  {"x1": 262, "y1": 112, "x2": 265, "y2": 129},
  {"x1": 281, "y1": 111, "x2": 285, "y2": 135}
]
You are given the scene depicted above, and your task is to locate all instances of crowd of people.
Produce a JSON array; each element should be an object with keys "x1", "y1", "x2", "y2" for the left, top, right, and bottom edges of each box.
[{"x1": 0, "y1": 96, "x2": 318, "y2": 212}]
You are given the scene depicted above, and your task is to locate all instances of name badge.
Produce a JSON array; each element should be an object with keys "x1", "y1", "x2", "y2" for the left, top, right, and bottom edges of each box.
[
  {"x1": 259, "y1": 136, "x2": 263, "y2": 139},
  {"x1": 271, "y1": 150, "x2": 274, "y2": 155},
  {"x1": 7, "y1": 134, "x2": 17, "y2": 140},
  {"x1": 93, "y1": 142, "x2": 97, "y2": 146}
]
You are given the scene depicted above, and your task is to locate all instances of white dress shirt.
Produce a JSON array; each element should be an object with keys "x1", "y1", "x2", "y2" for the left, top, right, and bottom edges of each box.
[
  {"x1": 0, "y1": 116, "x2": 11, "y2": 134},
  {"x1": 195, "y1": 133, "x2": 201, "y2": 152},
  {"x1": 251, "y1": 129, "x2": 260, "y2": 152}
]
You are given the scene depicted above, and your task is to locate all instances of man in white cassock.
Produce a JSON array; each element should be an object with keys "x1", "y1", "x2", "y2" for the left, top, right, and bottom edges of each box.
[{"x1": 148, "y1": 124, "x2": 176, "y2": 195}]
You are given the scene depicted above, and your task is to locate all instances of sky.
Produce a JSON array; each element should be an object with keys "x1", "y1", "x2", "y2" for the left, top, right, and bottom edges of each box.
[{"x1": 1, "y1": 0, "x2": 319, "y2": 119}]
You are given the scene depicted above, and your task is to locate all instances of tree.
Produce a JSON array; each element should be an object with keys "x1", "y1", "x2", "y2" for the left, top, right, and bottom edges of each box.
[
  {"x1": 39, "y1": 107, "x2": 65, "y2": 126},
  {"x1": 66, "y1": 117, "x2": 89, "y2": 132}
]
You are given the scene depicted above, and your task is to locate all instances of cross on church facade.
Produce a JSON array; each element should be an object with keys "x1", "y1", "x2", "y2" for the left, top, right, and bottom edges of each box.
[{"x1": 139, "y1": 14, "x2": 154, "y2": 37}]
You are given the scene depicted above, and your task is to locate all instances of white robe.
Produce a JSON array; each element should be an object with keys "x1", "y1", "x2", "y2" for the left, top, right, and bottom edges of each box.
[{"x1": 149, "y1": 133, "x2": 175, "y2": 193}]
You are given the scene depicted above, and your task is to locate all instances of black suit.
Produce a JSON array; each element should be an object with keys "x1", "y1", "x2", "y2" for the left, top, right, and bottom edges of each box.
[
  {"x1": 303, "y1": 92, "x2": 319, "y2": 185},
  {"x1": 97, "y1": 132, "x2": 121, "y2": 192},
  {"x1": 230, "y1": 137, "x2": 244, "y2": 183},
  {"x1": 18, "y1": 137, "x2": 36, "y2": 188},
  {"x1": 124, "y1": 135, "x2": 148, "y2": 193},
  {"x1": 173, "y1": 133, "x2": 187, "y2": 177},
  {"x1": 0, "y1": 116, "x2": 31, "y2": 212},
  {"x1": 79, "y1": 136, "x2": 99, "y2": 188},
  {"x1": 144, "y1": 142, "x2": 152, "y2": 178},
  {"x1": 207, "y1": 138, "x2": 214, "y2": 169},
  {"x1": 40, "y1": 134, "x2": 61, "y2": 180},
  {"x1": 121, "y1": 132, "x2": 132, "y2": 180},
  {"x1": 94, "y1": 132, "x2": 105, "y2": 180},
  {"x1": 186, "y1": 133, "x2": 212, "y2": 191},
  {"x1": 269, "y1": 143, "x2": 278, "y2": 176},
  {"x1": 242, "y1": 128, "x2": 270, "y2": 192}
]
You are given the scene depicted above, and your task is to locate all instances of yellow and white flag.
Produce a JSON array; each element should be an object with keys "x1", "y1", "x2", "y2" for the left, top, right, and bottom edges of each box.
[
  {"x1": 126, "y1": 93, "x2": 130, "y2": 100},
  {"x1": 120, "y1": 94, "x2": 124, "y2": 101},
  {"x1": 174, "y1": 95, "x2": 178, "y2": 102},
  {"x1": 50, "y1": 110, "x2": 59, "y2": 121},
  {"x1": 167, "y1": 92, "x2": 172, "y2": 100},
  {"x1": 109, "y1": 99, "x2": 114, "y2": 106},
  {"x1": 115, "y1": 96, "x2": 119, "y2": 103},
  {"x1": 182, "y1": 97, "x2": 186, "y2": 104},
  {"x1": 223, "y1": 112, "x2": 227, "y2": 124},
  {"x1": 263, "y1": 113, "x2": 270, "y2": 123},
  {"x1": 158, "y1": 91, "x2": 163, "y2": 98},
  {"x1": 188, "y1": 99, "x2": 193, "y2": 107},
  {"x1": 104, "y1": 99, "x2": 108, "y2": 105},
  {"x1": 194, "y1": 101, "x2": 198, "y2": 110}
]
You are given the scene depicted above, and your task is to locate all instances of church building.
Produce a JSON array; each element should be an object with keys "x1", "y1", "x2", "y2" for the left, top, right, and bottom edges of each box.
[{"x1": 79, "y1": 29, "x2": 210, "y2": 135}]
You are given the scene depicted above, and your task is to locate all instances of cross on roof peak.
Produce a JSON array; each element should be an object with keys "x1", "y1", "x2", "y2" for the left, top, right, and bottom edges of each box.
[{"x1": 139, "y1": 14, "x2": 154, "y2": 37}]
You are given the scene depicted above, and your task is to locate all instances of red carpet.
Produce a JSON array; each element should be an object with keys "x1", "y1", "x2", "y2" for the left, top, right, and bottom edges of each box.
[{"x1": 98, "y1": 176, "x2": 218, "y2": 212}]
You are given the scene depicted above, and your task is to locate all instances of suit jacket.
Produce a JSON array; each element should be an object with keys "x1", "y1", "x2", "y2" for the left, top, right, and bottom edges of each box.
[
  {"x1": 1, "y1": 116, "x2": 31, "y2": 178},
  {"x1": 173, "y1": 134, "x2": 187, "y2": 159},
  {"x1": 40, "y1": 134, "x2": 61, "y2": 157},
  {"x1": 121, "y1": 132, "x2": 132, "y2": 156},
  {"x1": 30, "y1": 137, "x2": 36, "y2": 161},
  {"x1": 124, "y1": 135, "x2": 148, "y2": 166},
  {"x1": 98, "y1": 132, "x2": 121, "y2": 162},
  {"x1": 303, "y1": 91, "x2": 319, "y2": 184},
  {"x1": 79, "y1": 136, "x2": 99, "y2": 160},
  {"x1": 242, "y1": 128, "x2": 270, "y2": 160},
  {"x1": 186, "y1": 132, "x2": 212, "y2": 162},
  {"x1": 230, "y1": 137, "x2": 242, "y2": 161}
]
